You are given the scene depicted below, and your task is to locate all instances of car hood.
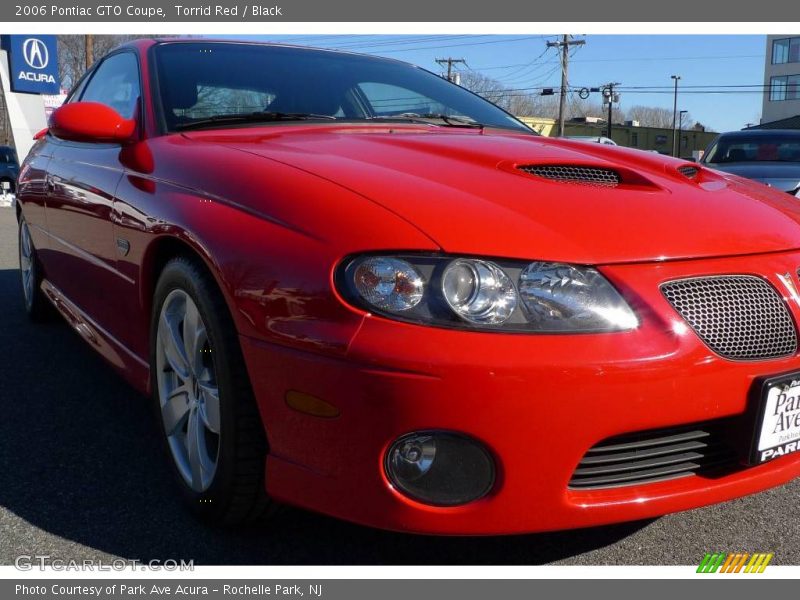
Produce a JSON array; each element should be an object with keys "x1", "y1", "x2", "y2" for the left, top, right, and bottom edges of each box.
[
  {"x1": 704, "y1": 162, "x2": 800, "y2": 193},
  {"x1": 185, "y1": 126, "x2": 800, "y2": 264}
]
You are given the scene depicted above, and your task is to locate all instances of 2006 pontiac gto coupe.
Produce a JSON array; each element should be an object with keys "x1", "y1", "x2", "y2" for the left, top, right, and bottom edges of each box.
[{"x1": 16, "y1": 39, "x2": 800, "y2": 533}]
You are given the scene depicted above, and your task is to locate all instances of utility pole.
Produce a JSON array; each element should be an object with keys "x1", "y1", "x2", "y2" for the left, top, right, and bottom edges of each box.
[
  {"x1": 671, "y1": 75, "x2": 681, "y2": 157},
  {"x1": 85, "y1": 34, "x2": 94, "y2": 71},
  {"x1": 547, "y1": 35, "x2": 585, "y2": 137},
  {"x1": 677, "y1": 110, "x2": 688, "y2": 158},
  {"x1": 603, "y1": 83, "x2": 620, "y2": 141},
  {"x1": 435, "y1": 57, "x2": 466, "y2": 83}
]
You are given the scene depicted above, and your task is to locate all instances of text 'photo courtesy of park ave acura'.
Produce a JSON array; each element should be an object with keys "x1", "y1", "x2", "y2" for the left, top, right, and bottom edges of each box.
[{"x1": 4, "y1": 30, "x2": 800, "y2": 568}]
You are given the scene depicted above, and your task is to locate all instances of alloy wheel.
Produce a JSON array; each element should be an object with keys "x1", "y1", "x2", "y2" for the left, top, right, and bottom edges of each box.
[
  {"x1": 19, "y1": 222, "x2": 35, "y2": 309},
  {"x1": 156, "y1": 289, "x2": 221, "y2": 492}
]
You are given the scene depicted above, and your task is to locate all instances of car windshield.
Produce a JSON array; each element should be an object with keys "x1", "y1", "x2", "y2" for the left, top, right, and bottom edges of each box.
[
  {"x1": 704, "y1": 134, "x2": 800, "y2": 164},
  {"x1": 153, "y1": 42, "x2": 533, "y2": 134}
]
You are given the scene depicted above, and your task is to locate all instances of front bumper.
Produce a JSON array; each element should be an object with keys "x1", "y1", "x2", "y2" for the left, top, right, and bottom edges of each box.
[{"x1": 240, "y1": 249, "x2": 800, "y2": 535}]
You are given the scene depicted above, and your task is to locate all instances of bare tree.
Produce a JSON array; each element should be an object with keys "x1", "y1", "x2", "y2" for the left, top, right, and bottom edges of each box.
[
  {"x1": 625, "y1": 105, "x2": 695, "y2": 129},
  {"x1": 457, "y1": 71, "x2": 511, "y2": 106},
  {"x1": 458, "y1": 71, "x2": 557, "y2": 118}
]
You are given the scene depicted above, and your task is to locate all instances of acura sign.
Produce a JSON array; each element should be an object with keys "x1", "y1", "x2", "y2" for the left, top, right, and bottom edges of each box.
[
  {"x1": 23, "y1": 38, "x2": 49, "y2": 70},
  {"x1": 0, "y1": 35, "x2": 59, "y2": 94}
]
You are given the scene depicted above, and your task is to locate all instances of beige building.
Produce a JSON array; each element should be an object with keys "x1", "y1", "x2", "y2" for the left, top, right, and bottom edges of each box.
[
  {"x1": 762, "y1": 35, "x2": 800, "y2": 125},
  {"x1": 518, "y1": 116, "x2": 718, "y2": 158}
]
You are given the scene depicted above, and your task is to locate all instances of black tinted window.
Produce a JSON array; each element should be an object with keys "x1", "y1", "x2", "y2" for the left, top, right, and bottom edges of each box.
[
  {"x1": 80, "y1": 53, "x2": 141, "y2": 119},
  {"x1": 0, "y1": 148, "x2": 16, "y2": 164},
  {"x1": 154, "y1": 42, "x2": 530, "y2": 133},
  {"x1": 705, "y1": 134, "x2": 800, "y2": 163}
]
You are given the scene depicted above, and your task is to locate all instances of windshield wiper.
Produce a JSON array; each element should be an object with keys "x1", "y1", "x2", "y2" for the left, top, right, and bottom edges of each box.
[
  {"x1": 366, "y1": 113, "x2": 484, "y2": 129},
  {"x1": 175, "y1": 111, "x2": 338, "y2": 131}
]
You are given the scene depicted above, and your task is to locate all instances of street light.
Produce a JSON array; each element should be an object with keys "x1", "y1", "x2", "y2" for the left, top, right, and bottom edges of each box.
[
  {"x1": 671, "y1": 75, "x2": 681, "y2": 157},
  {"x1": 677, "y1": 110, "x2": 688, "y2": 159}
]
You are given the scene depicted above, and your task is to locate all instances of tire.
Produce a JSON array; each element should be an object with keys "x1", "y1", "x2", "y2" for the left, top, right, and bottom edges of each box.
[
  {"x1": 150, "y1": 256, "x2": 274, "y2": 525},
  {"x1": 18, "y1": 217, "x2": 52, "y2": 321}
]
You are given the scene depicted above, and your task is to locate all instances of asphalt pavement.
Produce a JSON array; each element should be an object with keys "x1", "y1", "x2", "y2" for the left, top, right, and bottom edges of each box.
[{"x1": 0, "y1": 205, "x2": 798, "y2": 566}]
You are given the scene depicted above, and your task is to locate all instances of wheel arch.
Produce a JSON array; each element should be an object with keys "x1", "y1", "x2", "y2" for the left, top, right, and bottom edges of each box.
[{"x1": 139, "y1": 233, "x2": 235, "y2": 333}]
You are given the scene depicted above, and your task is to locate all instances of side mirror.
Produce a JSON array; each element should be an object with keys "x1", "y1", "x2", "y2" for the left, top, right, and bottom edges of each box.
[{"x1": 49, "y1": 102, "x2": 136, "y2": 143}]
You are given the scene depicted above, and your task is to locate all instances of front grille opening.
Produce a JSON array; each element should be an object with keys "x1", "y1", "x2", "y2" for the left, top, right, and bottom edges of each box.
[
  {"x1": 518, "y1": 164, "x2": 621, "y2": 187},
  {"x1": 569, "y1": 423, "x2": 740, "y2": 490},
  {"x1": 678, "y1": 165, "x2": 699, "y2": 179},
  {"x1": 661, "y1": 276, "x2": 797, "y2": 361}
]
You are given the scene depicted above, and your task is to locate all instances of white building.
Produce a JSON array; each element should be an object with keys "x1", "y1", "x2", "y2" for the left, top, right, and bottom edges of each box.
[{"x1": 762, "y1": 35, "x2": 800, "y2": 126}]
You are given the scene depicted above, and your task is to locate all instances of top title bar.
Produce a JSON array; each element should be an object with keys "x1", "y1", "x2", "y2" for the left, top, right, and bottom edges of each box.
[{"x1": 3, "y1": 0, "x2": 800, "y2": 22}]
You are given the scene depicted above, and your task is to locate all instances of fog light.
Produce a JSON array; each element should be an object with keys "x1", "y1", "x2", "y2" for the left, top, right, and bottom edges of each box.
[{"x1": 385, "y1": 431, "x2": 495, "y2": 506}]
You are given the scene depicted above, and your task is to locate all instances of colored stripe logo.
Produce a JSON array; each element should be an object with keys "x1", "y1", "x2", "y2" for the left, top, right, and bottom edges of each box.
[{"x1": 697, "y1": 552, "x2": 773, "y2": 573}]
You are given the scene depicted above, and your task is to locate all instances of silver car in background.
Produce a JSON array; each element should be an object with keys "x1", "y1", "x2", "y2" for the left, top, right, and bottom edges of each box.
[{"x1": 700, "y1": 129, "x2": 800, "y2": 194}]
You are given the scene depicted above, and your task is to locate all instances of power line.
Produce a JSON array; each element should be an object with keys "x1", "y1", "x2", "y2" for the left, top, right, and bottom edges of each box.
[
  {"x1": 441, "y1": 82, "x2": 775, "y2": 96},
  {"x1": 615, "y1": 84, "x2": 771, "y2": 89},
  {"x1": 431, "y1": 53, "x2": 766, "y2": 73},
  {"x1": 319, "y1": 35, "x2": 550, "y2": 54},
  {"x1": 317, "y1": 35, "x2": 486, "y2": 49},
  {"x1": 568, "y1": 53, "x2": 763, "y2": 63},
  {"x1": 498, "y1": 50, "x2": 559, "y2": 85}
]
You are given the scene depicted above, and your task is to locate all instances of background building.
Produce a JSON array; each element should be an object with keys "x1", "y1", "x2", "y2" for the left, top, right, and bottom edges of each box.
[
  {"x1": 762, "y1": 35, "x2": 800, "y2": 126},
  {"x1": 519, "y1": 116, "x2": 718, "y2": 158}
]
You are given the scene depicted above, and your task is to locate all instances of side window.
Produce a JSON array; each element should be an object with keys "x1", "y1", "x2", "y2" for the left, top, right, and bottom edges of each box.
[
  {"x1": 66, "y1": 73, "x2": 90, "y2": 104},
  {"x1": 79, "y1": 53, "x2": 141, "y2": 119}
]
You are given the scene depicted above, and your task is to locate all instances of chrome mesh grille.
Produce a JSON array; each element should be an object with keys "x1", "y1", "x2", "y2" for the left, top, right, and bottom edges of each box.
[
  {"x1": 661, "y1": 276, "x2": 797, "y2": 360},
  {"x1": 569, "y1": 424, "x2": 738, "y2": 490},
  {"x1": 678, "y1": 165, "x2": 699, "y2": 179},
  {"x1": 518, "y1": 165, "x2": 620, "y2": 187}
]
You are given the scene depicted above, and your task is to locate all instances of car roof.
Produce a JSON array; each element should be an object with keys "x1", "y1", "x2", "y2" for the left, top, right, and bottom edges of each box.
[
  {"x1": 121, "y1": 37, "x2": 413, "y2": 69},
  {"x1": 720, "y1": 129, "x2": 800, "y2": 138}
]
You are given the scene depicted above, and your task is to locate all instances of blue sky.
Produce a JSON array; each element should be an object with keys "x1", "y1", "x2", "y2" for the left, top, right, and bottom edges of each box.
[{"x1": 233, "y1": 34, "x2": 767, "y2": 132}]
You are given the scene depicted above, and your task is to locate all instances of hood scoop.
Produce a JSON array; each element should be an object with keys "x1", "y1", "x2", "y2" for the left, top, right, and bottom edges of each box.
[
  {"x1": 678, "y1": 164, "x2": 699, "y2": 180},
  {"x1": 517, "y1": 164, "x2": 621, "y2": 187}
]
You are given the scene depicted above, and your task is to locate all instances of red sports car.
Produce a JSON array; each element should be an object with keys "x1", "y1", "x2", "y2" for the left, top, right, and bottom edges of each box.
[{"x1": 16, "y1": 38, "x2": 800, "y2": 534}]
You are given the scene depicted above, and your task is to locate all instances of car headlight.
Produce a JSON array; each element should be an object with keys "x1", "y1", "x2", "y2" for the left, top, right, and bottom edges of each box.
[
  {"x1": 441, "y1": 259, "x2": 517, "y2": 324},
  {"x1": 338, "y1": 254, "x2": 638, "y2": 333},
  {"x1": 353, "y1": 257, "x2": 425, "y2": 312}
]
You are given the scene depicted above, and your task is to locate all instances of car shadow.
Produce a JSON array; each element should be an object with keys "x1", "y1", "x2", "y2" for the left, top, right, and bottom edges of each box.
[{"x1": 0, "y1": 266, "x2": 651, "y2": 565}]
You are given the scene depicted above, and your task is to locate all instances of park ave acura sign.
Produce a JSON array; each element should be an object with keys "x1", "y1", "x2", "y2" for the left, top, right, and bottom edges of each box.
[{"x1": 0, "y1": 34, "x2": 60, "y2": 94}]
